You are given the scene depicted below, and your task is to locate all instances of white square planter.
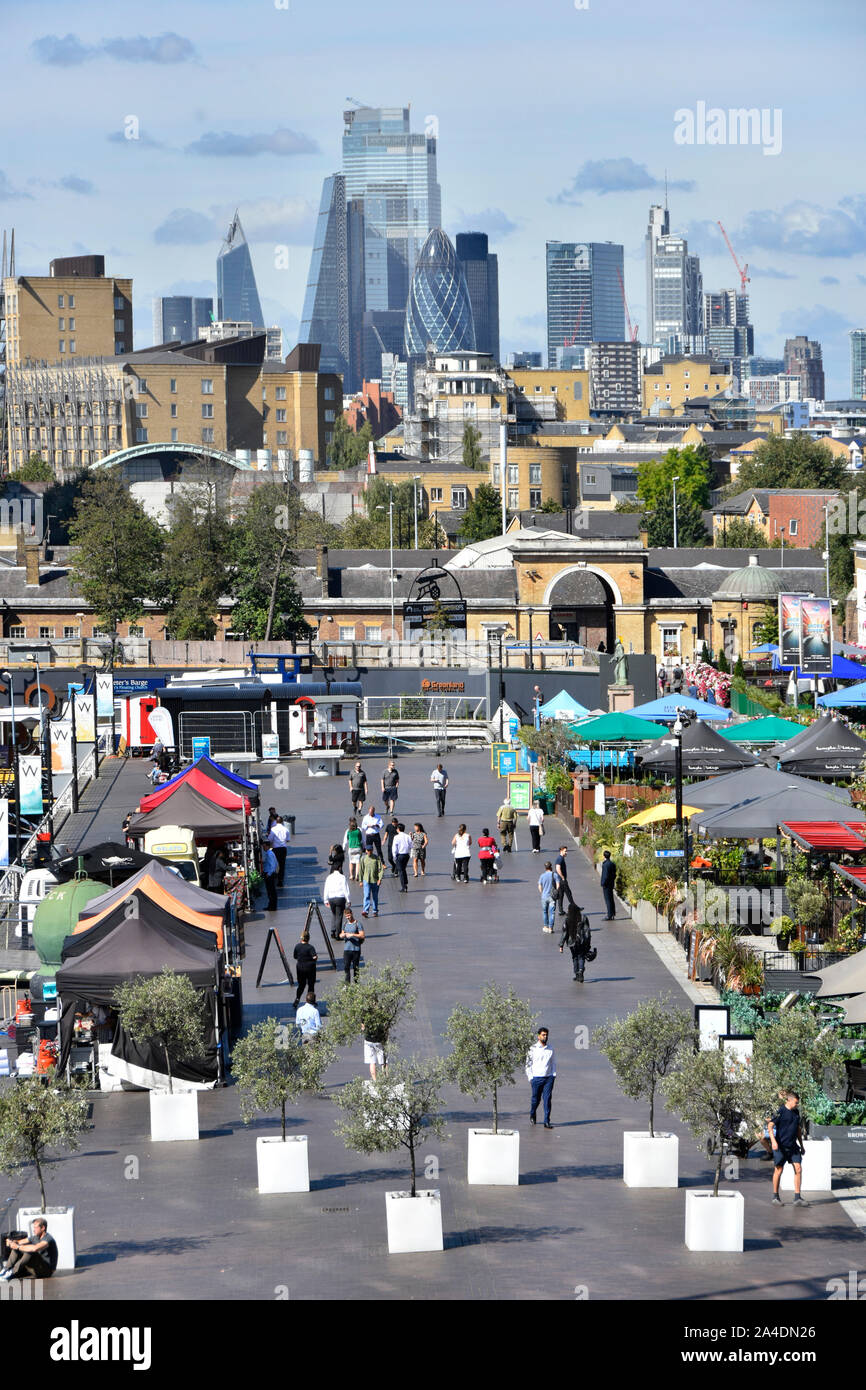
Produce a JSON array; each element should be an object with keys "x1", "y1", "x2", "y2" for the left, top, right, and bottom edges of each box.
[
  {"x1": 385, "y1": 1190, "x2": 443, "y2": 1254},
  {"x1": 780, "y1": 1137, "x2": 832, "y2": 1192},
  {"x1": 149, "y1": 1089, "x2": 199, "y2": 1142},
  {"x1": 18, "y1": 1205, "x2": 75, "y2": 1271},
  {"x1": 685, "y1": 1189, "x2": 744, "y2": 1251},
  {"x1": 256, "y1": 1135, "x2": 310, "y2": 1193},
  {"x1": 623, "y1": 1131, "x2": 679, "y2": 1188},
  {"x1": 467, "y1": 1129, "x2": 520, "y2": 1186}
]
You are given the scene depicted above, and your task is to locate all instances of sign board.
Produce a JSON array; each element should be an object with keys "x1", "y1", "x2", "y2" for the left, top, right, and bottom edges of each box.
[
  {"x1": 19, "y1": 757, "x2": 43, "y2": 817},
  {"x1": 191, "y1": 736, "x2": 211, "y2": 761},
  {"x1": 721, "y1": 1034, "x2": 754, "y2": 1081},
  {"x1": 655, "y1": 849, "x2": 685, "y2": 857},
  {"x1": 0, "y1": 799, "x2": 7, "y2": 867},
  {"x1": 50, "y1": 722, "x2": 73, "y2": 774},
  {"x1": 490, "y1": 742, "x2": 508, "y2": 771},
  {"x1": 73, "y1": 692, "x2": 95, "y2": 743},
  {"x1": 778, "y1": 592, "x2": 809, "y2": 668},
  {"x1": 261, "y1": 732, "x2": 280, "y2": 760},
  {"x1": 508, "y1": 718, "x2": 520, "y2": 741},
  {"x1": 799, "y1": 596, "x2": 833, "y2": 676},
  {"x1": 113, "y1": 677, "x2": 166, "y2": 697},
  {"x1": 506, "y1": 771, "x2": 533, "y2": 813},
  {"x1": 695, "y1": 1005, "x2": 731, "y2": 1052},
  {"x1": 496, "y1": 748, "x2": 518, "y2": 777},
  {"x1": 96, "y1": 674, "x2": 114, "y2": 720}
]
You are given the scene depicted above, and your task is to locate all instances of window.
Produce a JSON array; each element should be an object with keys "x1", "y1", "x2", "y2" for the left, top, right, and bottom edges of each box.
[
  {"x1": 137, "y1": 378, "x2": 147, "y2": 393},
  {"x1": 276, "y1": 431, "x2": 288, "y2": 445},
  {"x1": 534, "y1": 385, "x2": 542, "y2": 393},
  {"x1": 69, "y1": 340, "x2": 75, "y2": 353},
  {"x1": 661, "y1": 627, "x2": 682, "y2": 658},
  {"x1": 114, "y1": 319, "x2": 126, "y2": 333},
  {"x1": 170, "y1": 378, "x2": 177, "y2": 393},
  {"x1": 170, "y1": 403, "x2": 178, "y2": 418},
  {"x1": 68, "y1": 294, "x2": 74, "y2": 308},
  {"x1": 128, "y1": 625, "x2": 144, "y2": 638},
  {"x1": 170, "y1": 428, "x2": 179, "y2": 442},
  {"x1": 58, "y1": 318, "x2": 65, "y2": 331},
  {"x1": 339, "y1": 626, "x2": 355, "y2": 642},
  {"x1": 550, "y1": 385, "x2": 557, "y2": 394},
  {"x1": 529, "y1": 463, "x2": 541, "y2": 485},
  {"x1": 63, "y1": 626, "x2": 79, "y2": 639},
  {"x1": 451, "y1": 487, "x2": 467, "y2": 510},
  {"x1": 430, "y1": 487, "x2": 443, "y2": 502},
  {"x1": 114, "y1": 295, "x2": 125, "y2": 310},
  {"x1": 365, "y1": 625, "x2": 382, "y2": 641},
  {"x1": 115, "y1": 342, "x2": 125, "y2": 355},
  {"x1": 324, "y1": 387, "x2": 335, "y2": 400},
  {"x1": 654, "y1": 384, "x2": 660, "y2": 392},
  {"x1": 275, "y1": 408, "x2": 286, "y2": 422},
  {"x1": 201, "y1": 379, "x2": 213, "y2": 394},
  {"x1": 573, "y1": 381, "x2": 583, "y2": 400},
  {"x1": 9, "y1": 625, "x2": 25, "y2": 639},
  {"x1": 491, "y1": 467, "x2": 500, "y2": 486},
  {"x1": 57, "y1": 294, "x2": 65, "y2": 308},
  {"x1": 508, "y1": 488, "x2": 520, "y2": 509},
  {"x1": 135, "y1": 402, "x2": 148, "y2": 417},
  {"x1": 275, "y1": 386, "x2": 286, "y2": 401},
  {"x1": 324, "y1": 410, "x2": 335, "y2": 422},
  {"x1": 201, "y1": 428, "x2": 214, "y2": 443},
  {"x1": 201, "y1": 403, "x2": 214, "y2": 419},
  {"x1": 507, "y1": 465, "x2": 519, "y2": 485},
  {"x1": 58, "y1": 341, "x2": 65, "y2": 353},
  {"x1": 683, "y1": 370, "x2": 690, "y2": 378},
  {"x1": 529, "y1": 489, "x2": 542, "y2": 508},
  {"x1": 39, "y1": 626, "x2": 55, "y2": 640},
  {"x1": 789, "y1": 519, "x2": 798, "y2": 536},
  {"x1": 68, "y1": 318, "x2": 75, "y2": 331},
  {"x1": 585, "y1": 472, "x2": 596, "y2": 485},
  {"x1": 136, "y1": 427, "x2": 148, "y2": 443}
]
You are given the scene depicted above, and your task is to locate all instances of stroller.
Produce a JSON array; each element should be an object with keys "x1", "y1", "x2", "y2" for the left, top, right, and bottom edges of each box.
[{"x1": 479, "y1": 852, "x2": 500, "y2": 884}]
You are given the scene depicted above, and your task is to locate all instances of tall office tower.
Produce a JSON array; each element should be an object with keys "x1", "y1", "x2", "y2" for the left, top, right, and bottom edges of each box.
[
  {"x1": 744, "y1": 354, "x2": 784, "y2": 377},
  {"x1": 507, "y1": 350, "x2": 542, "y2": 368},
  {"x1": 404, "y1": 229, "x2": 475, "y2": 356},
  {"x1": 850, "y1": 330, "x2": 866, "y2": 399},
  {"x1": 784, "y1": 335, "x2": 825, "y2": 399},
  {"x1": 300, "y1": 174, "x2": 351, "y2": 381},
  {"x1": 217, "y1": 212, "x2": 264, "y2": 327},
  {"x1": 645, "y1": 204, "x2": 703, "y2": 349},
  {"x1": 546, "y1": 241, "x2": 624, "y2": 368},
  {"x1": 152, "y1": 295, "x2": 213, "y2": 344},
  {"x1": 455, "y1": 232, "x2": 499, "y2": 361},
  {"x1": 704, "y1": 288, "x2": 754, "y2": 382}
]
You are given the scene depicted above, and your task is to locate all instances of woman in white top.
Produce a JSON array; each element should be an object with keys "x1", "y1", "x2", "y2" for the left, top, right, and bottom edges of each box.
[
  {"x1": 527, "y1": 803, "x2": 545, "y2": 854},
  {"x1": 323, "y1": 867, "x2": 352, "y2": 939},
  {"x1": 451, "y1": 824, "x2": 472, "y2": 882}
]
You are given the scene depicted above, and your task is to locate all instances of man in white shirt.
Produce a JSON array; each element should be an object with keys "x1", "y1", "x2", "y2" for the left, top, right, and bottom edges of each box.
[
  {"x1": 392, "y1": 823, "x2": 413, "y2": 892},
  {"x1": 267, "y1": 816, "x2": 291, "y2": 887},
  {"x1": 323, "y1": 866, "x2": 351, "y2": 939},
  {"x1": 527, "y1": 802, "x2": 545, "y2": 853},
  {"x1": 431, "y1": 763, "x2": 448, "y2": 817},
  {"x1": 361, "y1": 806, "x2": 383, "y2": 859},
  {"x1": 525, "y1": 1027, "x2": 556, "y2": 1129},
  {"x1": 295, "y1": 992, "x2": 321, "y2": 1041}
]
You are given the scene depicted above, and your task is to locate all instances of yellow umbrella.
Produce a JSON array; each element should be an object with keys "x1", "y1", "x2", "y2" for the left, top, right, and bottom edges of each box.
[{"x1": 620, "y1": 803, "x2": 701, "y2": 828}]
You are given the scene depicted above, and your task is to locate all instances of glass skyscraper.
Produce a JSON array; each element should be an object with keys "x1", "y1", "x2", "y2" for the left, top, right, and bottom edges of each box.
[
  {"x1": 456, "y1": 233, "x2": 499, "y2": 362},
  {"x1": 851, "y1": 330, "x2": 866, "y2": 399},
  {"x1": 546, "y1": 242, "x2": 625, "y2": 368},
  {"x1": 645, "y1": 204, "x2": 703, "y2": 349},
  {"x1": 152, "y1": 295, "x2": 213, "y2": 345},
  {"x1": 405, "y1": 228, "x2": 476, "y2": 356},
  {"x1": 217, "y1": 212, "x2": 264, "y2": 328},
  {"x1": 300, "y1": 175, "x2": 350, "y2": 381}
]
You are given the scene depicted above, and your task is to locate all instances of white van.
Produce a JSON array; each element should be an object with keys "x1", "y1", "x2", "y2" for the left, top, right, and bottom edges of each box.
[{"x1": 143, "y1": 826, "x2": 204, "y2": 885}]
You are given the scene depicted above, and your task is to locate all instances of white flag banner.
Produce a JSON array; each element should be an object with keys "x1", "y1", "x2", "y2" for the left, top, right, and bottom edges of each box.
[
  {"x1": 19, "y1": 756, "x2": 43, "y2": 817},
  {"x1": 74, "y1": 693, "x2": 95, "y2": 743},
  {"x1": 96, "y1": 674, "x2": 114, "y2": 720},
  {"x1": 0, "y1": 799, "x2": 8, "y2": 867},
  {"x1": 50, "y1": 722, "x2": 73, "y2": 774}
]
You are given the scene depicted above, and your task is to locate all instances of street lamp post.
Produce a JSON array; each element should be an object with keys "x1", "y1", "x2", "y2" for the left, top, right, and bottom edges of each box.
[
  {"x1": 779, "y1": 525, "x2": 785, "y2": 569},
  {"x1": 26, "y1": 654, "x2": 53, "y2": 839},
  {"x1": 70, "y1": 686, "x2": 79, "y2": 815},
  {"x1": 823, "y1": 503, "x2": 831, "y2": 598},
  {"x1": 672, "y1": 475, "x2": 680, "y2": 549},
  {"x1": 528, "y1": 607, "x2": 534, "y2": 672},
  {"x1": 1, "y1": 670, "x2": 22, "y2": 859},
  {"x1": 413, "y1": 476, "x2": 420, "y2": 550},
  {"x1": 673, "y1": 707, "x2": 690, "y2": 892},
  {"x1": 79, "y1": 665, "x2": 98, "y2": 779}
]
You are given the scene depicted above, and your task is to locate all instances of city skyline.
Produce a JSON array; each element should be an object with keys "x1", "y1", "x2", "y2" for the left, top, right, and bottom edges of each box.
[{"x1": 4, "y1": 0, "x2": 865, "y2": 394}]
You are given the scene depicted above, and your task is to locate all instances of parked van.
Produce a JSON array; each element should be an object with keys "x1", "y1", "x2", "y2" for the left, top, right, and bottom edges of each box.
[{"x1": 142, "y1": 826, "x2": 203, "y2": 885}]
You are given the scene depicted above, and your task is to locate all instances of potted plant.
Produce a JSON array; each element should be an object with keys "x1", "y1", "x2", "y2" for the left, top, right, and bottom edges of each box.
[
  {"x1": 773, "y1": 915, "x2": 796, "y2": 950},
  {"x1": 232, "y1": 1020, "x2": 335, "y2": 1193},
  {"x1": 334, "y1": 1055, "x2": 447, "y2": 1254},
  {"x1": 594, "y1": 997, "x2": 694, "y2": 1188},
  {"x1": 663, "y1": 1047, "x2": 762, "y2": 1250},
  {"x1": 726, "y1": 951, "x2": 765, "y2": 996},
  {"x1": 326, "y1": 961, "x2": 416, "y2": 1074},
  {"x1": 115, "y1": 968, "x2": 210, "y2": 1142},
  {"x1": 0, "y1": 1074, "x2": 90, "y2": 1270},
  {"x1": 444, "y1": 983, "x2": 536, "y2": 1186},
  {"x1": 805, "y1": 1096, "x2": 866, "y2": 1166},
  {"x1": 753, "y1": 1010, "x2": 845, "y2": 1189}
]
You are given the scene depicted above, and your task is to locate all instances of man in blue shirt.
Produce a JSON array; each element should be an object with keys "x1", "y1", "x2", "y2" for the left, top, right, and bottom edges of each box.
[
  {"x1": 537, "y1": 862, "x2": 556, "y2": 932},
  {"x1": 769, "y1": 1090, "x2": 809, "y2": 1207},
  {"x1": 262, "y1": 845, "x2": 278, "y2": 911}
]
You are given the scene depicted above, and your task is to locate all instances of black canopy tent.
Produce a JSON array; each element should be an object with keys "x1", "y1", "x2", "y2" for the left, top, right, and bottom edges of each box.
[
  {"x1": 127, "y1": 782, "x2": 246, "y2": 841},
  {"x1": 763, "y1": 717, "x2": 866, "y2": 779},
  {"x1": 76, "y1": 859, "x2": 229, "y2": 930},
  {"x1": 637, "y1": 719, "x2": 759, "y2": 777},
  {"x1": 684, "y1": 765, "x2": 853, "y2": 811},
  {"x1": 56, "y1": 896, "x2": 224, "y2": 1086},
  {"x1": 51, "y1": 842, "x2": 175, "y2": 885},
  {"x1": 694, "y1": 788, "x2": 866, "y2": 841}
]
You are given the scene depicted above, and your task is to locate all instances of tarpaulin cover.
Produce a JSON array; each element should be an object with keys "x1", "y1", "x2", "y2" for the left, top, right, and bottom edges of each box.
[
  {"x1": 139, "y1": 766, "x2": 252, "y2": 815},
  {"x1": 685, "y1": 765, "x2": 852, "y2": 810},
  {"x1": 638, "y1": 719, "x2": 759, "y2": 776},
  {"x1": 695, "y1": 788, "x2": 866, "y2": 840},
  {"x1": 128, "y1": 782, "x2": 245, "y2": 839},
  {"x1": 50, "y1": 842, "x2": 173, "y2": 884},
  {"x1": 141, "y1": 755, "x2": 260, "y2": 808},
  {"x1": 718, "y1": 716, "x2": 807, "y2": 745},
  {"x1": 629, "y1": 695, "x2": 733, "y2": 722},
  {"x1": 766, "y1": 717, "x2": 866, "y2": 778},
  {"x1": 76, "y1": 860, "x2": 227, "y2": 947}
]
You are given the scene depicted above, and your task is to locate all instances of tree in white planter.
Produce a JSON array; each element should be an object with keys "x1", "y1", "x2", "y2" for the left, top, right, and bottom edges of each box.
[
  {"x1": 662, "y1": 1046, "x2": 763, "y2": 1198},
  {"x1": 594, "y1": 997, "x2": 694, "y2": 1138},
  {"x1": 0, "y1": 1075, "x2": 90, "y2": 1212},
  {"x1": 115, "y1": 968, "x2": 209, "y2": 1093},
  {"x1": 327, "y1": 961, "x2": 416, "y2": 1073},
  {"x1": 233, "y1": 1020, "x2": 334, "y2": 1140},
  {"x1": 445, "y1": 984, "x2": 536, "y2": 1135}
]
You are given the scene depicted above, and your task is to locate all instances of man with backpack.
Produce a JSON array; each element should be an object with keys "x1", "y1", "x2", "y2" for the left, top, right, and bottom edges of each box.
[{"x1": 559, "y1": 903, "x2": 594, "y2": 982}]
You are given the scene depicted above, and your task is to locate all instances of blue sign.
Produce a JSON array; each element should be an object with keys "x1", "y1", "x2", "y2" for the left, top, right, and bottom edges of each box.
[
  {"x1": 508, "y1": 718, "x2": 520, "y2": 741},
  {"x1": 113, "y1": 677, "x2": 165, "y2": 697},
  {"x1": 655, "y1": 849, "x2": 685, "y2": 858},
  {"x1": 192, "y1": 736, "x2": 211, "y2": 761},
  {"x1": 497, "y1": 749, "x2": 518, "y2": 777}
]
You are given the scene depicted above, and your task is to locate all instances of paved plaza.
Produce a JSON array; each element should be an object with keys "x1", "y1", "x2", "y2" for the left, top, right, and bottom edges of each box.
[{"x1": 2, "y1": 751, "x2": 864, "y2": 1301}]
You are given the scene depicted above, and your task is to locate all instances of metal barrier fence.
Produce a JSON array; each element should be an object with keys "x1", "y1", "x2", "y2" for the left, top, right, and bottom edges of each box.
[
  {"x1": 362, "y1": 694, "x2": 488, "y2": 721},
  {"x1": 178, "y1": 710, "x2": 256, "y2": 759}
]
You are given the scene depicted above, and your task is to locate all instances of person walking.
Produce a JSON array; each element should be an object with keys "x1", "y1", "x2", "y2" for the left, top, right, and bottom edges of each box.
[
  {"x1": 411, "y1": 823, "x2": 428, "y2": 878},
  {"x1": 328, "y1": 842, "x2": 345, "y2": 873},
  {"x1": 560, "y1": 902, "x2": 592, "y2": 982},
  {"x1": 452, "y1": 824, "x2": 472, "y2": 881},
  {"x1": 392, "y1": 823, "x2": 412, "y2": 893},
  {"x1": 349, "y1": 761, "x2": 368, "y2": 815},
  {"x1": 381, "y1": 760, "x2": 400, "y2": 815},
  {"x1": 526, "y1": 1027, "x2": 556, "y2": 1128},
  {"x1": 554, "y1": 845, "x2": 574, "y2": 916},
  {"x1": 538, "y1": 861, "x2": 556, "y2": 932},
  {"x1": 343, "y1": 817, "x2": 362, "y2": 881},
  {"x1": 340, "y1": 908, "x2": 365, "y2": 985},
  {"x1": 295, "y1": 991, "x2": 321, "y2": 1041},
  {"x1": 769, "y1": 1090, "x2": 809, "y2": 1206},
  {"x1": 359, "y1": 844, "x2": 385, "y2": 917},
  {"x1": 431, "y1": 762, "x2": 448, "y2": 817},
  {"x1": 497, "y1": 797, "x2": 517, "y2": 852},
  {"x1": 267, "y1": 816, "x2": 291, "y2": 888},
  {"x1": 383, "y1": 815, "x2": 400, "y2": 876},
  {"x1": 527, "y1": 801, "x2": 545, "y2": 854},
  {"x1": 361, "y1": 805, "x2": 384, "y2": 860},
  {"x1": 292, "y1": 929, "x2": 318, "y2": 1006},
  {"x1": 262, "y1": 844, "x2": 279, "y2": 912},
  {"x1": 477, "y1": 827, "x2": 499, "y2": 883},
  {"x1": 323, "y1": 862, "x2": 352, "y2": 940},
  {"x1": 265, "y1": 805, "x2": 279, "y2": 834},
  {"x1": 600, "y1": 849, "x2": 617, "y2": 920}
]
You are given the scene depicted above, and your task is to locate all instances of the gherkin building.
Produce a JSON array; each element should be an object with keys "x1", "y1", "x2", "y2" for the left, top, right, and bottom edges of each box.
[{"x1": 404, "y1": 228, "x2": 476, "y2": 356}]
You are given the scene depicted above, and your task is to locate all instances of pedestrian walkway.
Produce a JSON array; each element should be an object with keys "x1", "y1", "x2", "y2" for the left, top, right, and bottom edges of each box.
[{"x1": 11, "y1": 751, "x2": 864, "y2": 1302}]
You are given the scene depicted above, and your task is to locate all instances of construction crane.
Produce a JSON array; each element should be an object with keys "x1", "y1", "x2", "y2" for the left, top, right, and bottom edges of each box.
[
  {"x1": 615, "y1": 268, "x2": 639, "y2": 342},
  {"x1": 717, "y1": 220, "x2": 749, "y2": 294},
  {"x1": 564, "y1": 300, "x2": 587, "y2": 347}
]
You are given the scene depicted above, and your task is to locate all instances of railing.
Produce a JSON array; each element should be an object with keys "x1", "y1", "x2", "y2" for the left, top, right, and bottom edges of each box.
[
  {"x1": 362, "y1": 695, "x2": 488, "y2": 721},
  {"x1": 763, "y1": 950, "x2": 839, "y2": 974}
]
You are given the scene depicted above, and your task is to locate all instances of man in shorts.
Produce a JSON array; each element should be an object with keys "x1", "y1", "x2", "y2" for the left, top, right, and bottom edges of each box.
[
  {"x1": 769, "y1": 1090, "x2": 809, "y2": 1206},
  {"x1": 381, "y1": 760, "x2": 399, "y2": 815}
]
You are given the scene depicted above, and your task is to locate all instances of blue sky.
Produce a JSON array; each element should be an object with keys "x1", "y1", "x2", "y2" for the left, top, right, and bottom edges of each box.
[{"x1": 5, "y1": 0, "x2": 865, "y2": 393}]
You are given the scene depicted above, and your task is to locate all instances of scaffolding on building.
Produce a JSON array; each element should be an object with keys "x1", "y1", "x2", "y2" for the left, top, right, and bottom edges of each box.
[{"x1": 4, "y1": 356, "x2": 127, "y2": 480}]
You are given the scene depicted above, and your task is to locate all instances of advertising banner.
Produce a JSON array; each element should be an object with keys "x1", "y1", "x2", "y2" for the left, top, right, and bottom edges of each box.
[
  {"x1": 96, "y1": 674, "x2": 114, "y2": 720},
  {"x1": 0, "y1": 799, "x2": 7, "y2": 866},
  {"x1": 74, "y1": 693, "x2": 95, "y2": 743},
  {"x1": 50, "y1": 722, "x2": 73, "y2": 774},
  {"x1": 778, "y1": 592, "x2": 806, "y2": 669},
  {"x1": 19, "y1": 757, "x2": 44, "y2": 817},
  {"x1": 799, "y1": 596, "x2": 833, "y2": 676}
]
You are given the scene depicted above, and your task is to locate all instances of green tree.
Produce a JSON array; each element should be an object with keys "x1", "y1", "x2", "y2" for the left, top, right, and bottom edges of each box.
[
  {"x1": 0, "y1": 1076, "x2": 91, "y2": 1211},
  {"x1": 662, "y1": 1046, "x2": 764, "y2": 1196},
  {"x1": 458, "y1": 483, "x2": 503, "y2": 543},
  {"x1": 232, "y1": 1019, "x2": 334, "y2": 1141},
  {"x1": 445, "y1": 984, "x2": 537, "y2": 1134},
  {"x1": 329, "y1": 416, "x2": 374, "y2": 470},
  {"x1": 326, "y1": 961, "x2": 416, "y2": 1069},
  {"x1": 539, "y1": 497, "x2": 564, "y2": 514},
  {"x1": 733, "y1": 653, "x2": 746, "y2": 679},
  {"x1": 732, "y1": 433, "x2": 846, "y2": 493},
  {"x1": 752, "y1": 610, "x2": 779, "y2": 645},
  {"x1": 461, "y1": 422, "x2": 483, "y2": 471},
  {"x1": 753, "y1": 1009, "x2": 845, "y2": 1116},
  {"x1": 334, "y1": 1056, "x2": 447, "y2": 1196},
  {"x1": 634, "y1": 446, "x2": 712, "y2": 547},
  {"x1": 69, "y1": 471, "x2": 164, "y2": 631},
  {"x1": 161, "y1": 488, "x2": 233, "y2": 640},
  {"x1": 716, "y1": 517, "x2": 781, "y2": 549},
  {"x1": 115, "y1": 968, "x2": 209, "y2": 1094},
  {"x1": 646, "y1": 495, "x2": 709, "y2": 547},
  {"x1": 594, "y1": 998, "x2": 694, "y2": 1137},
  {"x1": 9, "y1": 454, "x2": 53, "y2": 482},
  {"x1": 230, "y1": 480, "x2": 312, "y2": 641}
]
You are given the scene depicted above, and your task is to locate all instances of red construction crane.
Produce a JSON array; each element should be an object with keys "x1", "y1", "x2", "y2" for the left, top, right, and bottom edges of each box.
[
  {"x1": 564, "y1": 299, "x2": 587, "y2": 347},
  {"x1": 615, "y1": 268, "x2": 639, "y2": 342},
  {"x1": 717, "y1": 220, "x2": 749, "y2": 294}
]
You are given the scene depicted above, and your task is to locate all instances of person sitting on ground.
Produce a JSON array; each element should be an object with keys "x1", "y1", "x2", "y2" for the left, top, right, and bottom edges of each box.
[{"x1": 0, "y1": 1218, "x2": 57, "y2": 1282}]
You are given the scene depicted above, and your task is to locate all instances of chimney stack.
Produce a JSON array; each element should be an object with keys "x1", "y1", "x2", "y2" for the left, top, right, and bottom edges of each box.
[
  {"x1": 316, "y1": 543, "x2": 329, "y2": 597},
  {"x1": 24, "y1": 544, "x2": 40, "y2": 587},
  {"x1": 15, "y1": 530, "x2": 26, "y2": 565}
]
